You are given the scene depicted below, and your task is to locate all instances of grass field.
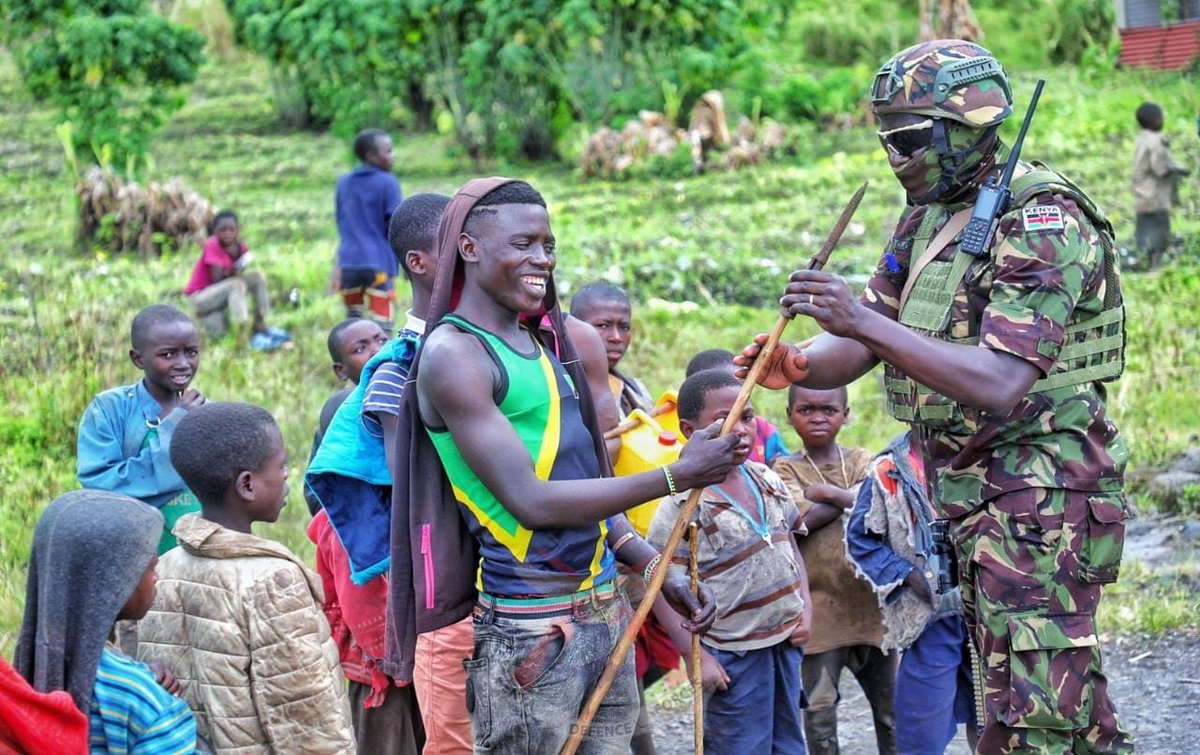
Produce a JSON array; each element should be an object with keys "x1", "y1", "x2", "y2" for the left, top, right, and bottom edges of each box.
[{"x1": 1, "y1": 44, "x2": 1198, "y2": 654}]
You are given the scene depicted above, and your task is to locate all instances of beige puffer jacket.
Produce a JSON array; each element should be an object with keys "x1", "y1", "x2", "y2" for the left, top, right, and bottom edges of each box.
[{"x1": 137, "y1": 515, "x2": 354, "y2": 754}]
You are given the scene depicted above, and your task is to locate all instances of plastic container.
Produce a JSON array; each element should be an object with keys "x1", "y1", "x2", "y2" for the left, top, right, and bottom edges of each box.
[{"x1": 613, "y1": 407, "x2": 686, "y2": 536}]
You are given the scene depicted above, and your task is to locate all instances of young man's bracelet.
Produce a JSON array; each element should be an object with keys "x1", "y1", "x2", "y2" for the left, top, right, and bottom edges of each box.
[
  {"x1": 612, "y1": 532, "x2": 637, "y2": 554},
  {"x1": 661, "y1": 465, "x2": 677, "y2": 497},
  {"x1": 642, "y1": 553, "x2": 663, "y2": 584}
]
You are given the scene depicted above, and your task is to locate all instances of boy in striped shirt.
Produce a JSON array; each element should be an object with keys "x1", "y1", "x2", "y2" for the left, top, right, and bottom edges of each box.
[{"x1": 647, "y1": 368, "x2": 813, "y2": 755}]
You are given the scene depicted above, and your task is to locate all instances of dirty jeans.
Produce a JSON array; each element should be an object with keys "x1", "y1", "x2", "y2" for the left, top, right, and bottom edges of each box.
[
  {"x1": 464, "y1": 592, "x2": 638, "y2": 754},
  {"x1": 802, "y1": 644, "x2": 897, "y2": 755}
]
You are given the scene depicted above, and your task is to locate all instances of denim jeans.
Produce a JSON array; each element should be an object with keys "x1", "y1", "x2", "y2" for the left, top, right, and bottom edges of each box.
[
  {"x1": 464, "y1": 591, "x2": 638, "y2": 754},
  {"x1": 706, "y1": 642, "x2": 806, "y2": 755}
]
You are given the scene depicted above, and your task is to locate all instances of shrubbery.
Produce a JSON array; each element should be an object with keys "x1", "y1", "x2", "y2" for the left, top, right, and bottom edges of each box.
[
  {"x1": 3, "y1": 0, "x2": 206, "y2": 172},
  {"x1": 222, "y1": 0, "x2": 751, "y2": 160}
]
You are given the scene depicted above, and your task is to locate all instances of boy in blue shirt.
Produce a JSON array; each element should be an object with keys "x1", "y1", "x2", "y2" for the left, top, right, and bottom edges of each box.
[
  {"x1": 77, "y1": 304, "x2": 206, "y2": 554},
  {"x1": 335, "y1": 128, "x2": 403, "y2": 329},
  {"x1": 845, "y1": 432, "x2": 978, "y2": 754}
]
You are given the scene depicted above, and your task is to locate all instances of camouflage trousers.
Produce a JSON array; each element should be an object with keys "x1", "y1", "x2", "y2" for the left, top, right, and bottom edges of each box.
[{"x1": 953, "y1": 487, "x2": 1134, "y2": 754}]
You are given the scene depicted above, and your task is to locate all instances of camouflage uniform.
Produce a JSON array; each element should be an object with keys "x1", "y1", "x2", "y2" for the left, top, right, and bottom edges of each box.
[{"x1": 866, "y1": 40, "x2": 1134, "y2": 754}]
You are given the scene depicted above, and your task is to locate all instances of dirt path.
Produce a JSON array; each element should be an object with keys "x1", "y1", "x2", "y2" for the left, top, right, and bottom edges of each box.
[
  {"x1": 649, "y1": 513, "x2": 1200, "y2": 753},
  {"x1": 650, "y1": 631, "x2": 1200, "y2": 753}
]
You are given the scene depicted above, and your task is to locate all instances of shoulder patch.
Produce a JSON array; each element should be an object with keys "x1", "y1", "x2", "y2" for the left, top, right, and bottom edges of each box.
[{"x1": 1021, "y1": 205, "x2": 1065, "y2": 233}]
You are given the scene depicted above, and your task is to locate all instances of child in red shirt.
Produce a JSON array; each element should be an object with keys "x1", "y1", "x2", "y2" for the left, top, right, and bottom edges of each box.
[{"x1": 184, "y1": 210, "x2": 290, "y2": 350}]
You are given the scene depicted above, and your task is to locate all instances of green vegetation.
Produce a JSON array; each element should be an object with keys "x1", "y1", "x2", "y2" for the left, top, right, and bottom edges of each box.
[
  {"x1": 1, "y1": 2, "x2": 1199, "y2": 654},
  {"x1": 2, "y1": 0, "x2": 206, "y2": 173}
]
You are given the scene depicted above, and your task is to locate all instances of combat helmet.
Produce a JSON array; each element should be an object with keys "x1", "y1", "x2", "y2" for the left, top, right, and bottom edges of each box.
[{"x1": 872, "y1": 39, "x2": 1012, "y2": 128}]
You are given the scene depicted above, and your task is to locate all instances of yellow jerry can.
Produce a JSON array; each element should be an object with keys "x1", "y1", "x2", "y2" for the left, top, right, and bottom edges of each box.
[{"x1": 613, "y1": 400, "x2": 685, "y2": 536}]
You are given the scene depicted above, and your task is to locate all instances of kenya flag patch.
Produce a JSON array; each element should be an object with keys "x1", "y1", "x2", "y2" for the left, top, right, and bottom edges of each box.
[{"x1": 1022, "y1": 205, "x2": 1065, "y2": 233}]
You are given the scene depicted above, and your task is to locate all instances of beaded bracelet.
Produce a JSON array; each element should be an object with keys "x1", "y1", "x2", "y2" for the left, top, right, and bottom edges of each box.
[
  {"x1": 642, "y1": 553, "x2": 663, "y2": 584},
  {"x1": 661, "y1": 465, "x2": 677, "y2": 497}
]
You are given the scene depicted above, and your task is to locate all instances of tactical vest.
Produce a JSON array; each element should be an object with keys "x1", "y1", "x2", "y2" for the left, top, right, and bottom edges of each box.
[{"x1": 883, "y1": 164, "x2": 1126, "y2": 433}]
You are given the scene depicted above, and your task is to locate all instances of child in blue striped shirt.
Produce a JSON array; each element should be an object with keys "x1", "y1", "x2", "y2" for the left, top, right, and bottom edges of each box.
[{"x1": 15, "y1": 490, "x2": 198, "y2": 754}]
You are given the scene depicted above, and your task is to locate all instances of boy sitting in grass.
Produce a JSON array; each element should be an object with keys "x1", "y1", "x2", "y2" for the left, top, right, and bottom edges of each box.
[
  {"x1": 303, "y1": 317, "x2": 390, "y2": 515},
  {"x1": 16, "y1": 490, "x2": 198, "y2": 754},
  {"x1": 304, "y1": 193, "x2": 453, "y2": 754},
  {"x1": 647, "y1": 368, "x2": 812, "y2": 755},
  {"x1": 137, "y1": 402, "x2": 355, "y2": 753},
  {"x1": 686, "y1": 348, "x2": 789, "y2": 463},
  {"x1": 184, "y1": 210, "x2": 290, "y2": 350},
  {"x1": 772, "y1": 384, "x2": 895, "y2": 755},
  {"x1": 78, "y1": 304, "x2": 206, "y2": 554}
]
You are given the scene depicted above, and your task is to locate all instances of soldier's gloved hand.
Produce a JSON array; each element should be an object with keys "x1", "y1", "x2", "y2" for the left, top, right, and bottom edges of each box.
[
  {"x1": 782, "y1": 269, "x2": 865, "y2": 338},
  {"x1": 661, "y1": 569, "x2": 718, "y2": 634},
  {"x1": 734, "y1": 335, "x2": 810, "y2": 389}
]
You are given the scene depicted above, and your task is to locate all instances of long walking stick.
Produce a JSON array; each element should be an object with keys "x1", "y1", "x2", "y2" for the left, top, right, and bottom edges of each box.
[
  {"x1": 562, "y1": 182, "x2": 869, "y2": 754},
  {"x1": 689, "y1": 521, "x2": 703, "y2": 754}
]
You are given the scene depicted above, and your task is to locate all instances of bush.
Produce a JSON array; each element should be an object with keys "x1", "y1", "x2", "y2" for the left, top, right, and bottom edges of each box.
[
  {"x1": 762, "y1": 66, "x2": 873, "y2": 125},
  {"x1": 4, "y1": 0, "x2": 206, "y2": 173},
  {"x1": 222, "y1": 0, "x2": 750, "y2": 160}
]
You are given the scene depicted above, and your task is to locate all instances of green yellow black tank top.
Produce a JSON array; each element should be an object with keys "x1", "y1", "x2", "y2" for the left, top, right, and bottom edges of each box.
[{"x1": 426, "y1": 313, "x2": 616, "y2": 597}]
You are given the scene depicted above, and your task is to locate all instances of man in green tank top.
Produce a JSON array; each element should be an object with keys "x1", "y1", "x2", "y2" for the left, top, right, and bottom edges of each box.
[
  {"x1": 738, "y1": 41, "x2": 1132, "y2": 754},
  {"x1": 415, "y1": 180, "x2": 740, "y2": 753}
]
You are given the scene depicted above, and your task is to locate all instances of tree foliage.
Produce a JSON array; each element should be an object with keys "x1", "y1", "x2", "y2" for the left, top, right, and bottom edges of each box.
[
  {"x1": 3, "y1": 0, "x2": 206, "y2": 172},
  {"x1": 222, "y1": 0, "x2": 750, "y2": 159}
]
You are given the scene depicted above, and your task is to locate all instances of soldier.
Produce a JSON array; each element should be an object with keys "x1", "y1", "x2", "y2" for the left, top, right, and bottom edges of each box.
[{"x1": 738, "y1": 39, "x2": 1133, "y2": 753}]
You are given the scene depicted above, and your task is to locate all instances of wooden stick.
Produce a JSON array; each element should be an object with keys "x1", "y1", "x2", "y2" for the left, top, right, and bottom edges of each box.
[
  {"x1": 689, "y1": 521, "x2": 703, "y2": 754},
  {"x1": 562, "y1": 182, "x2": 867, "y2": 754}
]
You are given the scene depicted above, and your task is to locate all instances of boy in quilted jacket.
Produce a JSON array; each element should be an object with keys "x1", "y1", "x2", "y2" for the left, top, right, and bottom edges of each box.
[{"x1": 137, "y1": 402, "x2": 354, "y2": 753}]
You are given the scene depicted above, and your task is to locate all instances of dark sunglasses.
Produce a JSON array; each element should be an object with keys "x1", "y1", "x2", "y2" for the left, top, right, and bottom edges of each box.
[{"x1": 877, "y1": 118, "x2": 935, "y2": 156}]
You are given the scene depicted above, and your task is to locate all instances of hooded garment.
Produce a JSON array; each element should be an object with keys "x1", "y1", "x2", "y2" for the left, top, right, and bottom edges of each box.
[
  {"x1": 383, "y1": 177, "x2": 613, "y2": 680},
  {"x1": 15, "y1": 490, "x2": 162, "y2": 711}
]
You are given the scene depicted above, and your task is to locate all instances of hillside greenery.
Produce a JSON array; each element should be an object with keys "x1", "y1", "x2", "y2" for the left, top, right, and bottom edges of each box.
[{"x1": 1, "y1": 2, "x2": 1198, "y2": 653}]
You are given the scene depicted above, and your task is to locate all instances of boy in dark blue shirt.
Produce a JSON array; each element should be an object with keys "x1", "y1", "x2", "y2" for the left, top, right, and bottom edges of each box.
[{"x1": 336, "y1": 128, "x2": 403, "y2": 329}]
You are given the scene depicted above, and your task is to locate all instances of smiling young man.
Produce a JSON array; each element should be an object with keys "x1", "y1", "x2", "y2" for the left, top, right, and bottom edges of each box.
[{"x1": 395, "y1": 178, "x2": 739, "y2": 753}]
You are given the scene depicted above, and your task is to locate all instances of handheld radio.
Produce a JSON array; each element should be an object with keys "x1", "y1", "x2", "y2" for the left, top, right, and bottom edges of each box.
[{"x1": 959, "y1": 79, "x2": 1045, "y2": 257}]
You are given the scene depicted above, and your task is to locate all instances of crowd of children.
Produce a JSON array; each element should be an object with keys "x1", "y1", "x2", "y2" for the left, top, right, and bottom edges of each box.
[{"x1": 7, "y1": 167, "x2": 985, "y2": 755}]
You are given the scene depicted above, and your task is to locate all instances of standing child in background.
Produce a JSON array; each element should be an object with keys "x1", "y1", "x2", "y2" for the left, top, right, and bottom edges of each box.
[
  {"x1": 773, "y1": 384, "x2": 896, "y2": 755},
  {"x1": 686, "y1": 348, "x2": 789, "y2": 463},
  {"x1": 570, "y1": 282, "x2": 655, "y2": 418},
  {"x1": 305, "y1": 193, "x2": 454, "y2": 754},
  {"x1": 648, "y1": 368, "x2": 812, "y2": 755},
  {"x1": 336, "y1": 128, "x2": 403, "y2": 329},
  {"x1": 570, "y1": 281, "x2": 683, "y2": 755},
  {"x1": 184, "y1": 210, "x2": 290, "y2": 350},
  {"x1": 304, "y1": 317, "x2": 390, "y2": 515},
  {"x1": 1132, "y1": 102, "x2": 1190, "y2": 269},
  {"x1": 15, "y1": 490, "x2": 198, "y2": 754},
  {"x1": 845, "y1": 432, "x2": 978, "y2": 754},
  {"x1": 137, "y1": 403, "x2": 355, "y2": 753},
  {"x1": 78, "y1": 304, "x2": 205, "y2": 554}
]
